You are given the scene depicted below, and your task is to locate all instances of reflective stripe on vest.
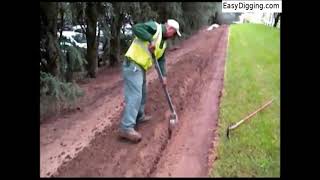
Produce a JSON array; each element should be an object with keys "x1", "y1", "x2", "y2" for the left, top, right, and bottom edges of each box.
[{"x1": 125, "y1": 22, "x2": 166, "y2": 71}]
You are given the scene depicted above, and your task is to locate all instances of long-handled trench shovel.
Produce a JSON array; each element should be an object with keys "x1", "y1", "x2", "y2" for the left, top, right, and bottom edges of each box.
[
  {"x1": 151, "y1": 53, "x2": 178, "y2": 137},
  {"x1": 226, "y1": 99, "x2": 274, "y2": 139}
]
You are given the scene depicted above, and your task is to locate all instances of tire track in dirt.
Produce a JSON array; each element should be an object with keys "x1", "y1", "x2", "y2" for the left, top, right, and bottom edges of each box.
[{"x1": 41, "y1": 26, "x2": 228, "y2": 177}]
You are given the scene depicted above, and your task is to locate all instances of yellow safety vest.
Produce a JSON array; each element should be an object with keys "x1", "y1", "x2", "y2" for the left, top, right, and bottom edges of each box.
[{"x1": 125, "y1": 22, "x2": 167, "y2": 71}]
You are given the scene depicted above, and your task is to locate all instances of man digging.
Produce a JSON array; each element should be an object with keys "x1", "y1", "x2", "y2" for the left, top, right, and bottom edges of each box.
[{"x1": 119, "y1": 19, "x2": 181, "y2": 142}]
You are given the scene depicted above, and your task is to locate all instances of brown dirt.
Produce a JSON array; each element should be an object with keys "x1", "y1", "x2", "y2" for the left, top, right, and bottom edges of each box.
[{"x1": 40, "y1": 25, "x2": 229, "y2": 177}]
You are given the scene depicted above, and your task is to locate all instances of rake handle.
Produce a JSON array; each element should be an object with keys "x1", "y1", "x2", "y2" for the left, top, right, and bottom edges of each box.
[{"x1": 229, "y1": 99, "x2": 274, "y2": 130}]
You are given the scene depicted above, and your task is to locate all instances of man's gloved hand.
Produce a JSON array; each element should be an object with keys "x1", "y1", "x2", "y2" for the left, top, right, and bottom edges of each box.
[{"x1": 148, "y1": 41, "x2": 155, "y2": 54}]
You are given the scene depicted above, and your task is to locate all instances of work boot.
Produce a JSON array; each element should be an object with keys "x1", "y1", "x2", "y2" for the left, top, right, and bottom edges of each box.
[
  {"x1": 137, "y1": 115, "x2": 152, "y2": 124},
  {"x1": 118, "y1": 128, "x2": 142, "y2": 143}
]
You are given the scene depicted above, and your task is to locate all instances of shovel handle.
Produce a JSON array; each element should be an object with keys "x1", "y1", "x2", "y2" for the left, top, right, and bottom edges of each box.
[{"x1": 151, "y1": 53, "x2": 175, "y2": 113}]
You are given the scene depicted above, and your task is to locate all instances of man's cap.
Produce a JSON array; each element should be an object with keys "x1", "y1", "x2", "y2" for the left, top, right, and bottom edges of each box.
[{"x1": 167, "y1": 19, "x2": 181, "y2": 37}]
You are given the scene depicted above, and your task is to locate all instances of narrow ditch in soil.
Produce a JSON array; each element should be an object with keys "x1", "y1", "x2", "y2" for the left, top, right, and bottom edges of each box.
[{"x1": 146, "y1": 30, "x2": 225, "y2": 177}]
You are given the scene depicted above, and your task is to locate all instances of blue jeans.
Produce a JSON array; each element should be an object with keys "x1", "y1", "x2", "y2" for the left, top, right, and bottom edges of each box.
[{"x1": 120, "y1": 58, "x2": 147, "y2": 131}]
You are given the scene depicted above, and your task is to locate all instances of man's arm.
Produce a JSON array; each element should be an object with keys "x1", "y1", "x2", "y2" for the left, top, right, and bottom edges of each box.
[
  {"x1": 158, "y1": 54, "x2": 167, "y2": 86},
  {"x1": 132, "y1": 21, "x2": 157, "y2": 42},
  {"x1": 158, "y1": 52, "x2": 167, "y2": 77}
]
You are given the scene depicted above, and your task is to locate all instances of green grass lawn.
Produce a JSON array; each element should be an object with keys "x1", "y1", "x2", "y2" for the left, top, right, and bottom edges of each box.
[{"x1": 210, "y1": 23, "x2": 280, "y2": 177}]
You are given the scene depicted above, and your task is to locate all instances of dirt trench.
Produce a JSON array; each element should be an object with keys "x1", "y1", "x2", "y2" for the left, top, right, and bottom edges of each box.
[{"x1": 41, "y1": 25, "x2": 228, "y2": 177}]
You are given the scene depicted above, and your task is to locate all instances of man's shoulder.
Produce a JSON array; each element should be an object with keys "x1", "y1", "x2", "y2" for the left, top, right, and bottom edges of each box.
[{"x1": 144, "y1": 20, "x2": 158, "y2": 30}]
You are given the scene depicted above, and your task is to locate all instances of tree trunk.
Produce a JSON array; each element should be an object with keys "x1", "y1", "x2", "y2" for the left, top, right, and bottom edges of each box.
[
  {"x1": 97, "y1": 23, "x2": 101, "y2": 50},
  {"x1": 66, "y1": 51, "x2": 73, "y2": 82},
  {"x1": 273, "y1": 13, "x2": 280, "y2": 27},
  {"x1": 101, "y1": 18, "x2": 110, "y2": 64},
  {"x1": 40, "y1": 2, "x2": 60, "y2": 77},
  {"x1": 59, "y1": 7, "x2": 64, "y2": 41},
  {"x1": 97, "y1": 23, "x2": 102, "y2": 67},
  {"x1": 85, "y1": 2, "x2": 98, "y2": 78},
  {"x1": 101, "y1": 36, "x2": 109, "y2": 64},
  {"x1": 109, "y1": 3, "x2": 124, "y2": 67}
]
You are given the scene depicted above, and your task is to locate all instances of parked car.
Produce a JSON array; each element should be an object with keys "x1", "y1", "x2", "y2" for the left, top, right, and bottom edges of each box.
[
  {"x1": 72, "y1": 25, "x2": 104, "y2": 37},
  {"x1": 58, "y1": 31, "x2": 87, "y2": 49},
  {"x1": 58, "y1": 30, "x2": 104, "y2": 62},
  {"x1": 121, "y1": 23, "x2": 133, "y2": 36}
]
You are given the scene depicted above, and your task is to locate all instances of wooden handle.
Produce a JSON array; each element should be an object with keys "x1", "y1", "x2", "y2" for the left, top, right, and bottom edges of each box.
[{"x1": 229, "y1": 99, "x2": 274, "y2": 130}]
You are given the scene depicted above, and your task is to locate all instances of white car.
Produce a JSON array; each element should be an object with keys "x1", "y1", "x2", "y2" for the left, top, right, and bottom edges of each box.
[
  {"x1": 59, "y1": 26, "x2": 105, "y2": 62},
  {"x1": 122, "y1": 23, "x2": 133, "y2": 36},
  {"x1": 72, "y1": 25, "x2": 104, "y2": 37},
  {"x1": 58, "y1": 31, "x2": 87, "y2": 49}
]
